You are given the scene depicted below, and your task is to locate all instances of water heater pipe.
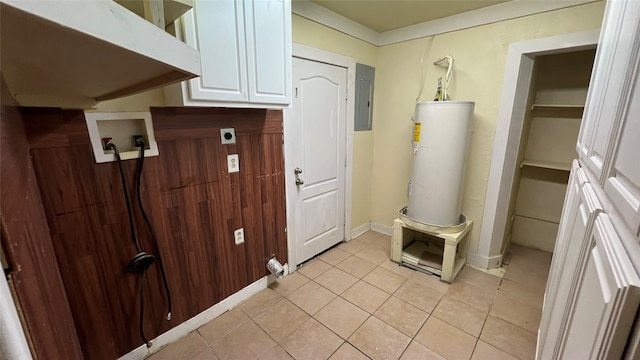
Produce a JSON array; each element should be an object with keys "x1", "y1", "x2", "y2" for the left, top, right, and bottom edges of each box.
[{"x1": 434, "y1": 55, "x2": 454, "y2": 100}]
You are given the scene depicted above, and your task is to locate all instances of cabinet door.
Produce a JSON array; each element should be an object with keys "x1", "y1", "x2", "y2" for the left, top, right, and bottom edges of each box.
[
  {"x1": 538, "y1": 166, "x2": 603, "y2": 359},
  {"x1": 538, "y1": 163, "x2": 581, "y2": 359},
  {"x1": 603, "y1": 69, "x2": 640, "y2": 237},
  {"x1": 244, "y1": 0, "x2": 292, "y2": 104},
  {"x1": 560, "y1": 214, "x2": 640, "y2": 359},
  {"x1": 577, "y1": 0, "x2": 640, "y2": 183},
  {"x1": 183, "y1": 0, "x2": 248, "y2": 102}
]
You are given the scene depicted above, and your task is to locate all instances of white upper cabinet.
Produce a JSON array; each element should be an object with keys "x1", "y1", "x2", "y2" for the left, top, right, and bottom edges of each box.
[
  {"x1": 577, "y1": 0, "x2": 640, "y2": 184},
  {"x1": 184, "y1": 0, "x2": 248, "y2": 102},
  {"x1": 577, "y1": 0, "x2": 640, "y2": 238},
  {"x1": 166, "y1": 0, "x2": 292, "y2": 108}
]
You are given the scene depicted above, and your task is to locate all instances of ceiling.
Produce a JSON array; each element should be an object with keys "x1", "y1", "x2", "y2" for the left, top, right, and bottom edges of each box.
[{"x1": 308, "y1": 0, "x2": 510, "y2": 32}]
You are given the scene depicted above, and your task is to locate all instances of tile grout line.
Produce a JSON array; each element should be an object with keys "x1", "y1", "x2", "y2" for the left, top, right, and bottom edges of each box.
[{"x1": 473, "y1": 276, "x2": 504, "y2": 350}]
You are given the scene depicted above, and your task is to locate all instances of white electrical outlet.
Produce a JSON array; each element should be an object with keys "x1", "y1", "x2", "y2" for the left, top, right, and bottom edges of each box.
[
  {"x1": 234, "y1": 228, "x2": 244, "y2": 245},
  {"x1": 227, "y1": 154, "x2": 239, "y2": 173},
  {"x1": 220, "y1": 128, "x2": 236, "y2": 144}
]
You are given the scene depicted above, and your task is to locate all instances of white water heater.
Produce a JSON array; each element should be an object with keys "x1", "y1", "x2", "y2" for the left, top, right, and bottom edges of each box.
[{"x1": 407, "y1": 101, "x2": 474, "y2": 227}]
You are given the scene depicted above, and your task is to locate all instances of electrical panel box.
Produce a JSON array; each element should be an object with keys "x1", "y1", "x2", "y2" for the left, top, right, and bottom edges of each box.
[{"x1": 355, "y1": 63, "x2": 375, "y2": 131}]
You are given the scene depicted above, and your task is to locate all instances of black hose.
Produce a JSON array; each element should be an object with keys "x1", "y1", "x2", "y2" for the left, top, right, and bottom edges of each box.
[
  {"x1": 136, "y1": 141, "x2": 173, "y2": 321},
  {"x1": 139, "y1": 271, "x2": 151, "y2": 348},
  {"x1": 108, "y1": 142, "x2": 151, "y2": 348},
  {"x1": 109, "y1": 143, "x2": 142, "y2": 253}
]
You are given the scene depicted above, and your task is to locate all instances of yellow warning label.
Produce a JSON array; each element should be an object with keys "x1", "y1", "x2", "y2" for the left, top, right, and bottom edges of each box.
[{"x1": 413, "y1": 123, "x2": 421, "y2": 142}]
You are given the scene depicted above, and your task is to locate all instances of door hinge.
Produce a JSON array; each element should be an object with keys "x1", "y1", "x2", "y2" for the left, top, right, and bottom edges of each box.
[{"x1": 295, "y1": 87, "x2": 298, "y2": 99}]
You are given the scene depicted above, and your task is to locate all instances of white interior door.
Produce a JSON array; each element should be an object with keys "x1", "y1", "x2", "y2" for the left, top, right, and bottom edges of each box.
[{"x1": 289, "y1": 57, "x2": 347, "y2": 264}]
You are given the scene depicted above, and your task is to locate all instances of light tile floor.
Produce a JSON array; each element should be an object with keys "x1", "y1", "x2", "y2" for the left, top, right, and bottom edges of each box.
[{"x1": 148, "y1": 231, "x2": 552, "y2": 360}]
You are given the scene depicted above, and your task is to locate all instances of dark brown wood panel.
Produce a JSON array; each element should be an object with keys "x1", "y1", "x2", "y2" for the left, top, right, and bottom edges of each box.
[
  {"x1": 0, "y1": 77, "x2": 83, "y2": 359},
  {"x1": 22, "y1": 106, "x2": 287, "y2": 360}
]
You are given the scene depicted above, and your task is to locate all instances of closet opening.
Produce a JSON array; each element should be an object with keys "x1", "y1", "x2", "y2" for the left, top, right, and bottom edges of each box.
[
  {"x1": 475, "y1": 31, "x2": 600, "y2": 270},
  {"x1": 504, "y1": 49, "x2": 596, "y2": 255}
]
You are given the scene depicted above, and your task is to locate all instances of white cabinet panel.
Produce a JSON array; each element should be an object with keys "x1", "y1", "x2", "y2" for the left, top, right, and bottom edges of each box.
[
  {"x1": 183, "y1": 0, "x2": 248, "y2": 102},
  {"x1": 538, "y1": 163, "x2": 581, "y2": 359},
  {"x1": 560, "y1": 214, "x2": 640, "y2": 359},
  {"x1": 578, "y1": 0, "x2": 640, "y2": 184},
  {"x1": 245, "y1": 0, "x2": 292, "y2": 104},
  {"x1": 604, "y1": 72, "x2": 640, "y2": 235},
  {"x1": 169, "y1": 0, "x2": 292, "y2": 107},
  {"x1": 538, "y1": 167, "x2": 603, "y2": 359}
]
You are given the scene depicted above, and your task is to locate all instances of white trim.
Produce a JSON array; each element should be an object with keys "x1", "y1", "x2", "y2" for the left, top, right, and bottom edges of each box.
[
  {"x1": 284, "y1": 43, "x2": 356, "y2": 270},
  {"x1": 478, "y1": 30, "x2": 599, "y2": 269},
  {"x1": 351, "y1": 222, "x2": 371, "y2": 239},
  {"x1": 466, "y1": 251, "x2": 503, "y2": 269},
  {"x1": 119, "y1": 276, "x2": 268, "y2": 360},
  {"x1": 377, "y1": 0, "x2": 599, "y2": 46},
  {"x1": 292, "y1": 0, "x2": 599, "y2": 47},
  {"x1": 370, "y1": 222, "x2": 393, "y2": 236},
  {"x1": 0, "y1": 274, "x2": 32, "y2": 360},
  {"x1": 291, "y1": 0, "x2": 379, "y2": 46}
]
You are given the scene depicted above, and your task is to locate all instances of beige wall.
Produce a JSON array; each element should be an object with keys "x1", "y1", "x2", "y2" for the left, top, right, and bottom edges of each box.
[
  {"x1": 292, "y1": 14, "x2": 379, "y2": 230},
  {"x1": 370, "y1": 2, "x2": 605, "y2": 252}
]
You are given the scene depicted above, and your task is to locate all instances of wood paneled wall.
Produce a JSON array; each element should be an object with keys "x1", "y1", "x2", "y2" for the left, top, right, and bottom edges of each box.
[
  {"x1": 21, "y1": 107, "x2": 287, "y2": 359},
  {"x1": 1, "y1": 77, "x2": 83, "y2": 359}
]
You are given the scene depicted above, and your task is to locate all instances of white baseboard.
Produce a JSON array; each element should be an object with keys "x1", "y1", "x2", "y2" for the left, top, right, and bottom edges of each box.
[
  {"x1": 370, "y1": 222, "x2": 393, "y2": 236},
  {"x1": 466, "y1": 251, "x2": 503, "y2": 270},
  {"x1": 119, "y1": 276, "x2": 268, "y2": 360},
  {"x1": 350, "y1": 222, "x2": 371, "y2": 239}
]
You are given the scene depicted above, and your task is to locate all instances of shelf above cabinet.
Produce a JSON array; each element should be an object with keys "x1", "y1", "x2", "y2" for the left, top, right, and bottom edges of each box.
[
  {"x1": 521, "y1": 159, "x2": 572, "y2": 171},
  {"x1": 1, "y1": 0, "x2": 201, "y2": 108}
]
